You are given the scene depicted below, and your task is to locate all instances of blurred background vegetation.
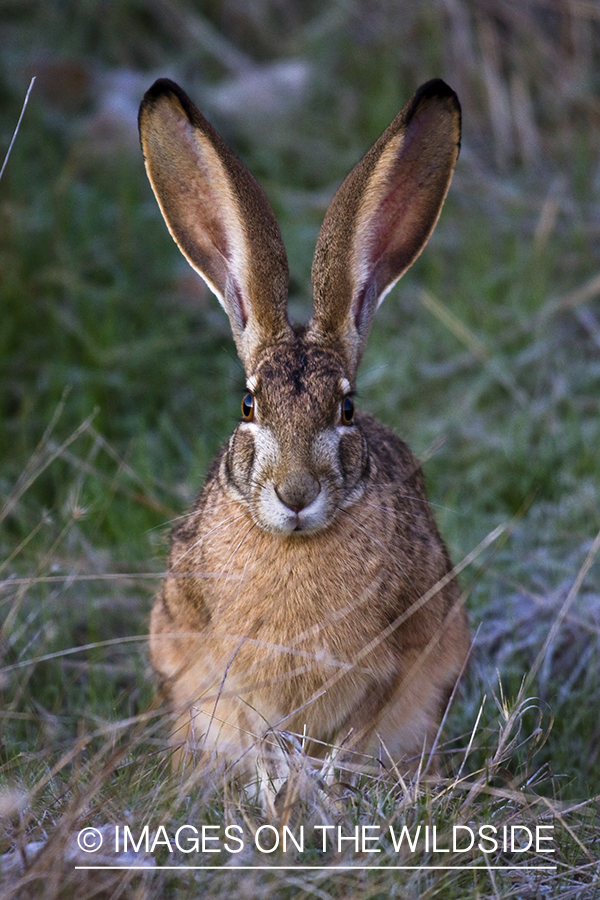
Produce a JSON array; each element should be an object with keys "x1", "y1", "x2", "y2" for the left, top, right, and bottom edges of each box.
[{"x1": 1, "y1": 0, "x2": 600, "y2": 893}]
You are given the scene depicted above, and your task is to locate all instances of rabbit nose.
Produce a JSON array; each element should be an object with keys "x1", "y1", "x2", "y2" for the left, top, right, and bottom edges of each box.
[{"x1": 275, "y1": 473, "x2": 320, "y2": 513}]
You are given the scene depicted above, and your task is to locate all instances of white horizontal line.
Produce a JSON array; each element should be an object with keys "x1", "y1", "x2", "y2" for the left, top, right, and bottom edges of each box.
[{"x1": 75, "y1": 865, "x2": 558, "y2": 871}]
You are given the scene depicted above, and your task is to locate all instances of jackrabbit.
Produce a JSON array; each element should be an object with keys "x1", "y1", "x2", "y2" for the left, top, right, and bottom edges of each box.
[{"x1": 139, "y1": 77, "x2": 470, "y2": 793}]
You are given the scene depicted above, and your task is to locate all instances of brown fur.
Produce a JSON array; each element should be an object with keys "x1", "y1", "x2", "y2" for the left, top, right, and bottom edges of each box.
[{"x1": 139, "y1": 78, "x2": 470, "y2": 792}]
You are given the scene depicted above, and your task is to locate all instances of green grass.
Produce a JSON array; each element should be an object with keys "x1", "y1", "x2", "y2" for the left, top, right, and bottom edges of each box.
[{"x1": 1, "y1": 1, "x2": 600, "y2": 897}]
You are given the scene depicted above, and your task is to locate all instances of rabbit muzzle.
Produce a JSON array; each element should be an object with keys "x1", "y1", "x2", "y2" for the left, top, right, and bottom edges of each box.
[
  {"x1": 275, "y1": 471, "x2": 320, "y2": 515},
  {"x1": 238, "y1": 427, "x2": 367, "y2": 536}
]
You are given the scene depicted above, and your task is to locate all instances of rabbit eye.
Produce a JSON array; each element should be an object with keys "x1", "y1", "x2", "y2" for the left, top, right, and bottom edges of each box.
[
  {"x1": 241, "y1": 393, "x2": 255, "y2": 421},
  {"x1": 340, "y1": 395, "x2": 355, "y2": 425}
]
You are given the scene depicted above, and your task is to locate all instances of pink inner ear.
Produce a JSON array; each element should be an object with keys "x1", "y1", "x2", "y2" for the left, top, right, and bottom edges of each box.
[
  {"x1": 227, "y1": 277, "x2": 249, "y2": 329},
  {"x1": 179, "y1": 121, "x2": 253, "y2": 329},
  {"x1": 160, "y1": 115, "x2": 254, "y2": 319},
  {"x1": 370, "y1": 177, "x2": 431, "y2": 291},
  {"x1": 353, "y1": 181, "x2": 423, "y2": 330},
  {"x1": 178, "y1": 118, "x2": 231, "y2": 260},
  {"x1": 352, "y1": 114, "x2": 448, "y2": 329}
]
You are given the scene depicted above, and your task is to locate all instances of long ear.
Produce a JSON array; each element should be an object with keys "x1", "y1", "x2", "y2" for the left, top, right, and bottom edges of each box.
[
  {"x1": 309, "y1": 79, "x2": 461, "y2": 376},
  {"x1": 139, "y1": 79, "x2": 293, "y2": 370}
]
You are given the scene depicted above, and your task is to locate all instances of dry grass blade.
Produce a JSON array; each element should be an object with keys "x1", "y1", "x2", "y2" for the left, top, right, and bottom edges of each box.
[
  {"x1": 537, "y1": 271, "x2": 600, "y2": 322},
  {"x1": 0, "y1": 411, "x2": 97, "y2": 528},
  {"x1": 525, "y1": 526, "x2": 600, "y2": 691},
  {"x1": 418, "y1": 289, "x2": 528, "y2": 406},
  {"x1": 0, "y1": 77, "x2": 35, "y2": 182}
]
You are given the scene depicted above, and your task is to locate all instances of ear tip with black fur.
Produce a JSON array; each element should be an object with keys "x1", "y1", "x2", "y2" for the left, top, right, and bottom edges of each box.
[
  {"x1": 138, "y1": 78, "x2": 209, "y2": 138},
  {"x1": 142, "y1": 78, "x2": 184, "y2": 105},
  {"x1": 408, "y1": 78, "x2": 461, "y2": 154},
  {"x1": 139, "y1": 78, "x2": 199, "y2": 127},
  {"x1": 413, "y1": 78, "x2": 460, "y2": 111}
]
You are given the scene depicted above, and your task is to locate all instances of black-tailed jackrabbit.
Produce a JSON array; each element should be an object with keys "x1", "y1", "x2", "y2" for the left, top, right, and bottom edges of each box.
[{"x1": 139, "y1": 78, "x2": 470, "y2": 793}]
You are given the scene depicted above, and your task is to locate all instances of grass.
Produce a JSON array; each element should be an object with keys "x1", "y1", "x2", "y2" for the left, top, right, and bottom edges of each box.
[{"x1": 1, "y1": 0, "x2": 600, "y2": 897}]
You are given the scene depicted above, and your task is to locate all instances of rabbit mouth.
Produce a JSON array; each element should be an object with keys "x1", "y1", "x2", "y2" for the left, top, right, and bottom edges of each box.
[{"x1": 254, "y1": 481, "x2": 334, "y2": 535}]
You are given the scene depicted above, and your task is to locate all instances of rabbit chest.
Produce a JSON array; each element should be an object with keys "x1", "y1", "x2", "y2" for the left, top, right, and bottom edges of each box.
[{"x1": 155, "y1": 439, "x2": 452, "y2": 733}]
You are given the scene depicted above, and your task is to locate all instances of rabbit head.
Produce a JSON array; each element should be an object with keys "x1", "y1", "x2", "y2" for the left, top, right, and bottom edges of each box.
[{"x1": 139, "y1": 78, "x2": 460, "y2": 539}]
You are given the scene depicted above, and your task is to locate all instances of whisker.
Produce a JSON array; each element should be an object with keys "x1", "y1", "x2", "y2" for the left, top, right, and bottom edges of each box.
[
  {"x1": 362, "y1": 493, "x2": 463, "y2": 517},
  {"x1": 336, "y1": 506, "x2": 414, "y2": 584},
  {"x1": 213, "y1": 518, "x2": 259, "y2": 591},
  {"x1": 145, "y1": 511, "x2": 200, "y2": 532},
  {"x1": 167, "y1": 511, "x2": 250, "y2": 573}
]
